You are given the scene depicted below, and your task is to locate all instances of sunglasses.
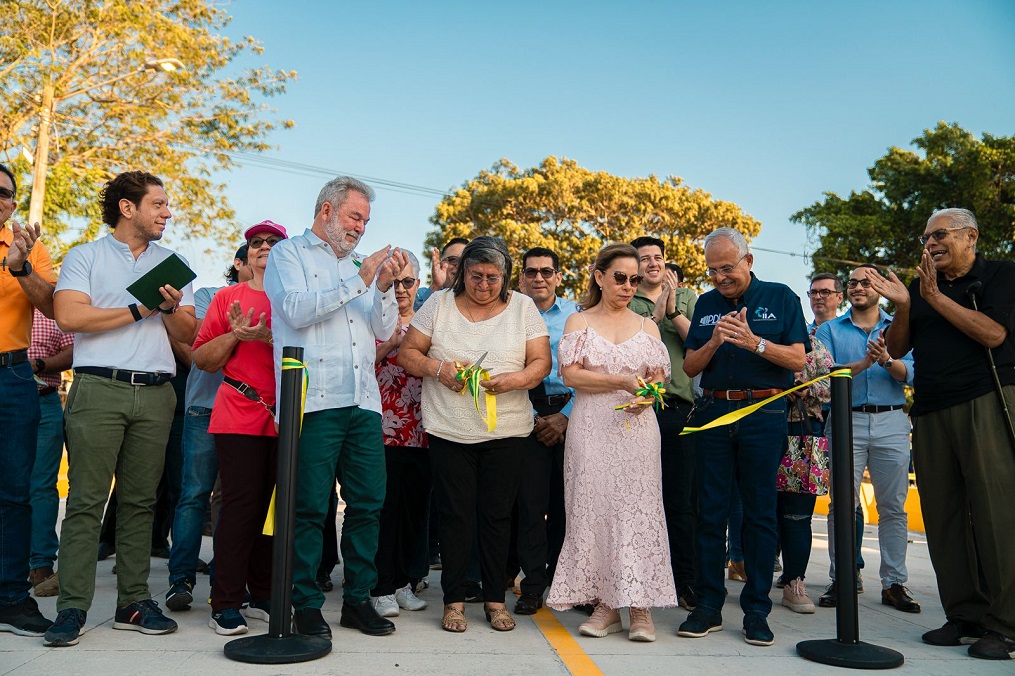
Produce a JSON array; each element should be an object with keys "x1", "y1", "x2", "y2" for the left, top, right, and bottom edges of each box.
[
  {"x1": 0, "y1": 187, "x2": 14, "y2": 201},
  {"x1": 918, "y1": 227, "x2": 970, "y2": 246},
  {"x1": 611, "y1": 271, "x2": 644, "y2": 287},
  {"x1": 441, "y1": 255, "x2": 460, "y2": 266},
  {"x1": 806, "y1": 289, "x2": 839, "y2": 298},
  {"x1": 523, "y1": 267, "x2": 557, "y2": 280},
  {"x1": 391, "y1": 277, "x2": 417, "y2": 289},
  {"x1": 846, "y1": 278, "x2": 872, "y2": 289},
  {"x1": 248, "y1": 235, "x2": 282, "y2": 249}
]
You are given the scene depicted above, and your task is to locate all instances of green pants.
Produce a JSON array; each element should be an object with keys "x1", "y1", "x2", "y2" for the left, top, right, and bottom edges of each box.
[
  {"x1": 58, "y1": 374, "x2": 175, "y2": 611},
  {"x1": 913, "y1": 386, "x2": 1015, "y2": 638},
  {"x1": 292, "y1": 407, "x2": 385, "y2": 609}
]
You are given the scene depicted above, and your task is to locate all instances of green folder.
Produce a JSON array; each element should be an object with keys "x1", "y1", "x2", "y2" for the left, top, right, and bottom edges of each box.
[{"x1": 127, "y1": 253, "x2": 197, "y2": 309}]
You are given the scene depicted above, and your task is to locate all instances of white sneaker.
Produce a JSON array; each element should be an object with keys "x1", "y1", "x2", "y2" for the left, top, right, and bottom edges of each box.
[
  {"x1": 371, "y1": 594, "x2": 399, "y2": 617},
  {"x1": 782, "y1": 578, "x2": 816, "y2": 614},
  {"x1": 395, "y1": 584, "x2": 427, "y2": 611}
]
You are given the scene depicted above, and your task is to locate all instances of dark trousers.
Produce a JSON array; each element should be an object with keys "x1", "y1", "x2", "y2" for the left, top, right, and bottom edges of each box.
[
  {"x1": 319, "y1": 486, "x2": 339, "y2": 579},
  {"x1": 913, "y1": 387, "x2": 1015, "y2": 638},
  {"x1": 211, "y1": 434, "x2": 276, "y2": 611},
  {"x1": 657, "y1": 400, "x2": 696, "y2": 588},
  {"x1": 430, "y1": 435, "x2": 522, "y2": 605},
  {"x1": 690, "y1": 397, "x2": 787, "y2": 618},
  {"x1": 372, "y1": 446, "x2": 432, "y2": 596},
  {"x1": 508, "y1": 435, "x2": 561, "y2": 595}
]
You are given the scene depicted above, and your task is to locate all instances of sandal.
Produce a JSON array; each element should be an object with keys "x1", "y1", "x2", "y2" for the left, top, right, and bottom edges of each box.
[
  {"x1": 484, "y1": 605, "x2": 516, "y2": 631},
  {"x1": 442, "y1": 604, "x2": 467, "y2": 633}
]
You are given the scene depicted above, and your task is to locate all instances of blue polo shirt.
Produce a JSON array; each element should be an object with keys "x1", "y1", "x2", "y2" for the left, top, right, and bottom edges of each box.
[
  {"x1": 536, "y1": 296, "x2": 579, "y2": 418},
  {"x1": 685, "y1": 273, "x2": 809, "y2": 390},
  {"x1": 815, "y1": 308, "x2": 914, "y2": 407}
]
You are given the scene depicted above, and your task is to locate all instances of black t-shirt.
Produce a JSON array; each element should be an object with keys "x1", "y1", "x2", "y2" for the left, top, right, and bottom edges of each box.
[
  {"x1": 907, "y1": 254, "x2": 1015, "y2": 416},
  {"x1": 685, "y1": 273, "x2": 810, "y2": 390}
]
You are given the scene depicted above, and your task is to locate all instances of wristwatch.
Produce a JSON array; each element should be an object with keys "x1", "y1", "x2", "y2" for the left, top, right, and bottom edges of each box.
[
  {"x1": 158, "y1": 304, "x2": 178, "y2": 315},
  {"x1": 755, "y1": 338, "x2": 767, "y2": 354},
  {"x1": 666, "y1": 309, "x2": 681, "y2": 320},
  {"x1": 10, "y1": 259, "x2": 32, "y2": 277},
  {"x1": 34, "y1": 358, "x2": 46, "y2": 374},
  {"x1": 883, "y1": 358, "x2": 894, "y2": 369}
]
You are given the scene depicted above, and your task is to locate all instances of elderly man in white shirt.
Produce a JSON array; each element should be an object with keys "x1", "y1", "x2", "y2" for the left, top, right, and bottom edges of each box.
[{"x1": 264, "y1": 176, "x2": 407, "y2": 641}]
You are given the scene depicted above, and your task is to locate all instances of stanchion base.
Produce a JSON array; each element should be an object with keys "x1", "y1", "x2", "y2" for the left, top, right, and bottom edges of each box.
[
  {"x1": 224, "y1": 634, "x2": 331, "y2": 664},
  {"x1": 797, "y1": 639, "x2": 904, "y2": 669}
]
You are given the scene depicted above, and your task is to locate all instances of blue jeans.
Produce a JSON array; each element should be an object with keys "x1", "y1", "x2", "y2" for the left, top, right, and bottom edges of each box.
[
  {"x1": 727, "y1": 479, "x2": 744, "y2": 562},
  {"x1": 691, "y1": 396, "x2": 787, "y2": 618},
  {"x1": 167, "y1": 406, "x2": 218, "y2": 585},
  {"x1": 0, "y1": 362, "x2": 39, "y2": 604},
  {"x1": 30, "y1": 391, "x2": 64, "y2": 570}
]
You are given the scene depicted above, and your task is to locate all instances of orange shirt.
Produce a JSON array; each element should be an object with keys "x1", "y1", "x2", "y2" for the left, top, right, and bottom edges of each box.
[{"x1": 1, "y1": 224, "x2": 57, "y2": 352}]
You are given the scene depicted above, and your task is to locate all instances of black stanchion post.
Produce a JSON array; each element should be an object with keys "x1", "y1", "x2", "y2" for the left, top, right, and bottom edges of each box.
[
  {"x1": 224, "y1": 346, "x2": 331, "y2": 664},
  {"x1": 796, "y1": 367, "x2": 904, "y2": 669}
]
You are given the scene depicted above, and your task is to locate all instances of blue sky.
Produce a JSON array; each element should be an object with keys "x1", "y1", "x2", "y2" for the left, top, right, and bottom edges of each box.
[{"x1": 170, "y1": 0, "x2": 1015, "y2": 320}]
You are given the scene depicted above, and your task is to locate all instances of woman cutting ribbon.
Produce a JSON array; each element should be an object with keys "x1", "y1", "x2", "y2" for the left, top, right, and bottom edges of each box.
[{"x1": 399, "y1": 236, "x2": 550, "y2": 633}]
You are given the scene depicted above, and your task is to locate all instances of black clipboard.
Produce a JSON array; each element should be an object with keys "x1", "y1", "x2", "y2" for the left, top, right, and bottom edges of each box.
[{"x1": 127, "y1": 253, "x2": 197, "y2": 309}]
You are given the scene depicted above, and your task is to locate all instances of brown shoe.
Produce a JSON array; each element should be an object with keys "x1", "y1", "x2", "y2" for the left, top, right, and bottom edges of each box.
[
  {"x1": 29, "y1": 568, "x2": 59, "y2": 598},
  {"x1": 728, "y1": 561, "x2": 748, "y2": 582},
  {"x1": 628, "y1": 607, "x2": 656, "y2": 642}
]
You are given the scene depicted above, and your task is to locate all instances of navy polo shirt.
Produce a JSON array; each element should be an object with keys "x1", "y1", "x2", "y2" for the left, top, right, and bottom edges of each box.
[{"x1": 685, "y1": 273, "x2": 810, "y2": 390}]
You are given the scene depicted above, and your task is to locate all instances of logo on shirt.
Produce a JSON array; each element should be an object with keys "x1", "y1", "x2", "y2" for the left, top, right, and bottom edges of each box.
[
  {"x1": 754, "y1": 307, "x2": 777, "y2": 321},
  {"x1": 698, "y1": 314, "x2": 722, "y2": 326}
]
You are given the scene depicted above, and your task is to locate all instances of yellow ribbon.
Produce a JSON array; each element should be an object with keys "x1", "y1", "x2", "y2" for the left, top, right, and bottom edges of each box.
[
  {"x1": 263, "y1": 357, "x2": 309, "y2": 536},
  {"x1": 680, "y1": 368, "x2": 852, "y2": 436},
  {"x1": 615, "y1": 377, "x2": 668, "y2": 412},
  {"x1": 455, "y1": 361, "x2": 497, "y2": 433}
]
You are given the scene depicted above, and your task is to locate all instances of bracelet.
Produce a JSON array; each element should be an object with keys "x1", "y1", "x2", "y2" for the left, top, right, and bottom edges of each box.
[
  {"x1": 666, "y1": 309, "x2": 681, "y2": 320},
  {"x1": 128, "y1": 303, "x2": 143, "y2": 322},
  {"x1": 435, "y1": 359, "x2": 447, "y2": 379},
  {"x1": 158, "y1": 304, "x2": 178, "y2": 315}
]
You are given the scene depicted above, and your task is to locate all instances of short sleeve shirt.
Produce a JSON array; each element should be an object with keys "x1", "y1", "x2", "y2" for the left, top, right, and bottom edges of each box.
[
  {"x1": 376, "y1": 325, "x2": 428, "y2": 449},
  {"x1": 28, "y1": 309, "x2": 74, "y2": 389},
  {"x1": 628, "y1": 286, "x2": 698, "y2": 404},
  {"x1": 1, "y1": 225, "x2": 57, "y2": 351},
  {"x1": 685, "y1": 273, "x2": 810, "y2": 390}
]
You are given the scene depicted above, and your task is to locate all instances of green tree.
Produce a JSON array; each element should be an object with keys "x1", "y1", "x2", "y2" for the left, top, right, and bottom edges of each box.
[
  {"x1": 426, "y1": 157, "x2": 761, "y2": 298},
  {"x1": 793, "y1": 122, "x2": 1015, "y2": 279},
  {"x1": 0, "y1": 0, "x2": 296, "y2": 261}
]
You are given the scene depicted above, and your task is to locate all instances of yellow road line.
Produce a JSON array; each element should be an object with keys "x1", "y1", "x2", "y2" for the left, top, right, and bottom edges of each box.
[{"x1": 531, "y1": 607, "x2": 603, "y2": 676}]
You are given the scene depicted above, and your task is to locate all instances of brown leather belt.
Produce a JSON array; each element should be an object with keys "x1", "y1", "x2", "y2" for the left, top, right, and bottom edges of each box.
[
  {"x1": 0, "y1": 349, "x2": 28, "y2": 368},
  {"x1": 703, "y1": 388, "x2": 783, "y2": 401}
]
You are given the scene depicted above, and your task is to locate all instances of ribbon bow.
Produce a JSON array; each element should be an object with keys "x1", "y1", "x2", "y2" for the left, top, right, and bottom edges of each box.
[
  {"x1": 615, "y1": 377, "x2": 667, "y2": 412},
  {"x1": 455, "y1": 361, "x2": 497, "y2": 432}
]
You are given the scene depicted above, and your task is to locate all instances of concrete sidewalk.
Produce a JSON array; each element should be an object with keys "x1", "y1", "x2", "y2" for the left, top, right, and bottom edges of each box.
[{"x1": 1, "y1": 514, "x2": 1009, "y2": 675}]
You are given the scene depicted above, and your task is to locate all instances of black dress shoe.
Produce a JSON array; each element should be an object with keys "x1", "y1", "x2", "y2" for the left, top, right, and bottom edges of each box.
[
  {"x1": 881, "y1": 583, "x2": 921, "y2": 613},
  {"x1": 293, "y1": 607, "x2": 332, "y2": 639},
  {"x1": 818, "y1": 582, "x2": 838, "y2": 608},
  {"x1": 514, "y1": 593, "x2": 543, "y2": 615},
  {"x1": 340, "y1": 599, "x2": 395, "y2": 636}
]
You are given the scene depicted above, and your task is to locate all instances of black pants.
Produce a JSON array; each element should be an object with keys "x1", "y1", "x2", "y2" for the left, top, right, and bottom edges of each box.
[
  {"x1": 430, "y1": 435, "x2": 522, "y2": 605},
  {"x1": 507, "y1": 434, "x2": 565, "y2": 595},
  {"x1": 657, "y1": 400, "x2": 696, "y2": 588},
  {"x1": 372, "y1": 446, "x2": 432, "y2": 596}
]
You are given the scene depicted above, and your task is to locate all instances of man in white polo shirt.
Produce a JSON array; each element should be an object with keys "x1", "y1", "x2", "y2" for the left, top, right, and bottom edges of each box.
[{"x1": 46, "y1": 171, "x2": 196, "y2": 647}]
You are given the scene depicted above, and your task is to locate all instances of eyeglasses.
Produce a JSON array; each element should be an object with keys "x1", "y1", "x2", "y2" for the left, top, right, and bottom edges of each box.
[
  {"x1": 806, "y1": 288, "x2": 840, "y2": 298},
  {"x1": 441, "y1": 255, "x2": 460, "y2": 266},
  {"x1": 468, "y1": 272, "x2": 503, "y2": 286},
  {"x1": 611, "y1": 271, "x2": 644, "y2": 287},
  {"x1": 706, "y1": 254, "x2": 748, "y2": 278},
  {"x1": 918, "y1": 227, "x2": 971, "y2": 246},
  {"x1": 523, "y1": 267, "x2": 557, "y2": 280},
  {"x1": 845, "y1": 278, "x2": 872, "y2": 289},
  {"x1": 391, "y1": 277, "x2": 417, "y2": 289},
  {"x1": 0, "y1": 187, "x2": 14, "y2": 201},
  {"x1": 248, "y1": 236, "x2": 282, "y2": 249}
]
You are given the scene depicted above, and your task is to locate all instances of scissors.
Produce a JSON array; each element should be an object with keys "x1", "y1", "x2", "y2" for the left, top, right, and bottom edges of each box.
[{"x1": 471, "y1": 351, "x2": 489, "y2": 372}]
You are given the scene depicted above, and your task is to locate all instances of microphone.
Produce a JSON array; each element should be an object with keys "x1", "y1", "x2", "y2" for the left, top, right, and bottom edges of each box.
[{"x1": 966, "y1": 280, "x2": 983, "y2": 305}]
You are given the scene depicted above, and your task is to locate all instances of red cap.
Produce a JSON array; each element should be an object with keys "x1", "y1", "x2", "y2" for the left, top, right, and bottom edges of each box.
[{"x1": 244, "y1": 220, "x2": 287, "y2": 241}]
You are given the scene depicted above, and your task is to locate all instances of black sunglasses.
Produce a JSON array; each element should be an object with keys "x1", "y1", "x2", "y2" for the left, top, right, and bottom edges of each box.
[
  {"x1": 248, "y1": 236, "x2": 282, "y2": 249},
  {"x1": 611, "y1": 271, "x2": 644, "y2": 287},
  {"x1": 523, "y1": 267, "x2": 557, "y2": 279},
  {"x1": 0, "y1": 187, "x2": 14, "y2": 201},
  {"x1": 391, "y1": 277, "x2": 417, "y2": 289}
]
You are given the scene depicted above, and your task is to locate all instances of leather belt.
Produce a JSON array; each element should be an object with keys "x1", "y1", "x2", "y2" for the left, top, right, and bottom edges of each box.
[
  {"x1": 852, "y1": 404, "x2": 904, "y2": 414},
  {"x1": 223, "y1": 376, "x2": 275, "y2": 415},
  {"x1": 75, "y1": 366, "x2": 172, "y2": 386},
  {"x1": 530, "y1": 393, "x2": 571, "y2": 408},
  {"x1": 703, "y1": 388, "x2": 783, "y2": 401},
  {"x1": 38, "y1": 386, "x2": 57, "y2": 397},
  {"x1": 0, "y1": 349, "x2": 29, "y2": 368}
]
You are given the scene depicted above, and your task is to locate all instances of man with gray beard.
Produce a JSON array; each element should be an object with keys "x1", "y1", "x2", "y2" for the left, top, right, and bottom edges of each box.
[{"x1": 264, "y1": 176, "x2": 407, "y2": 641}]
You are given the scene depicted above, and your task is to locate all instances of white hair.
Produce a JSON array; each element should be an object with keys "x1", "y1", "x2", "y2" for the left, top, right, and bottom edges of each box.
[
  {"x1": 703, "y1": 226, "x2": 749, "y2": 257},
  {"x1": 314, "y1": 176, "x2": 375, "y2": 218},
  {"x1": 928, "y1": 207, "x2": 978, "y2": 230}
]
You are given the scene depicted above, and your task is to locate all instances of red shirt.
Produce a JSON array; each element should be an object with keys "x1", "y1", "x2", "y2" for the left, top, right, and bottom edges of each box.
[
  {"x1": 193, "y1": 283, "x2": 276, "y2": 437},
  {"x1": 376, "y1": 325, "x2": 427, "y2": 448}
]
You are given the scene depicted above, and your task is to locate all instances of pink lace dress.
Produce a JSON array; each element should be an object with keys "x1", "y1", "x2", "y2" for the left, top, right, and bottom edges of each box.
[{"x1": 546, "y1": 322, "x2": 679, "y2": 610}]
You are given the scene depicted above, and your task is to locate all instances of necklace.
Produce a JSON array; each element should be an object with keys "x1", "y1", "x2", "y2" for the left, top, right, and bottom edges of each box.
[{"x1": 464, "y1": 295, "x2": 500, "y2": 323}]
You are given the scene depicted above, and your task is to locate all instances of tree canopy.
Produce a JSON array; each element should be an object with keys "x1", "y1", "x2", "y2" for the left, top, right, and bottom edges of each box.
[
  {"x1": 426, "y1": 157, "x2": 761, "y2": 298},
  {"x1": 0, "y1": 0, "x2": 296, "y2": 261},
  {"x1": 793, "y1": 122, "x2": 1015, "y2": 279}
]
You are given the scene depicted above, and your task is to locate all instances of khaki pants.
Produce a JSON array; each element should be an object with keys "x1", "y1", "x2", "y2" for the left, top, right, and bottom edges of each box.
[
  {"x1": 57, "y1": 374, "x2": 175, "y2": 612},
  {"x1": 913, "y1": 386, "x2": 1015, "y2": 638}
]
